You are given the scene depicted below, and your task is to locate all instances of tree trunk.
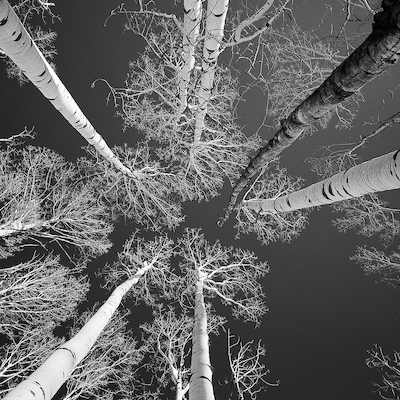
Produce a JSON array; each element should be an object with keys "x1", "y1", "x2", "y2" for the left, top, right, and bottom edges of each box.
[
  {"x1": 188, "y1": 271, "x2": 215, "y2": 400},
  {"x1": 222, "y1": 0, "x2": 400, "y2": 222},
  {"x1": 0, "y1": 0, "x2": 135, "y2": 178},
  {"x1": 244, "y1": 149, "x2": 400, "y2": 213},
  {"x1": 179, "y1": 0, "x2": 202, "y2": 113},
  {"x1": 193, "y1": 0, "x2": 229, "y2": 145},
  {"x1": 2, "y1": 263, "x2": 151, "y2": 400}
]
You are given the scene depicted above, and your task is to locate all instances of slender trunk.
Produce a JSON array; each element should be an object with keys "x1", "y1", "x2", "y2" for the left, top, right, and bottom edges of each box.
[
  {"x1": 0, "y1": 0, "x2": 136, "y2": 178},
  {"x1": 222, "y1": 0, "x2": 400, "y2": 223},
  {"x1": 244, "y1": 149, "x2": 400, "y2": 214},
  {"x1": 188, "y1": 271, "x2": 215, "y2": 400},
  {"x1": 2, "y1": 263, "x2": 151, "y2": 400},
  {"x1": 193, "y1": 0, "x2": 229, "y2": 145},
  {"x1": 179, "y1": 0, "x2": 202, "y2": 113}
]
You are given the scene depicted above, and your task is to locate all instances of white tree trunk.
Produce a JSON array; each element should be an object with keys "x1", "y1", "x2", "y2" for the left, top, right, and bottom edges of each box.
[
  {"x1": 244, "y1": 149, "x2": 400, "y2": 213},
  {"x1": 0, "y1": 0, "x2": 135, "y2": 178},
  {"x1": 179, "y1": 0, "x2": 202, "y2": 113},
  {"x1": 2, "y1": 263, "x2": 151, "y2": 400},
  {"x1": 193, "y1": 0, "x2": 229, "y2": 144},
  {"x1": 188, "y1": 271, "x2": 215, "y2": 400}
]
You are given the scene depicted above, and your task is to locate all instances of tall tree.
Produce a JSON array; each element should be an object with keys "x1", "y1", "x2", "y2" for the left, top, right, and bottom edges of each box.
[
  {"x1": 0, "y1": 0, "x2": 135, "y2": 177},
  {"x1": 104, "y1": 1, "x2": 287, "y2": 201},
  {"x1": 139, "y1": 305, "x2": 226, "y2": 400},
  {"x1": 179, "y1": 0, "x2": 202, "y2": 113},
  {"x1": 61, "y1": 310, "x2": 141, "y2": 400},
  {"x1": 241, "y1": 149, "x2": 400, "y2": 214},
  {"x1": 2, "y1": 237, "x2": 172, "y2": 400},
  {"x1": 177, "y1": 228, "x2": 269, "y2": 400},
  {"x1": 222, "y1": 0, "x2": 400, "y2": 223},
  {"x1": 193, "y1": 0, "x2": 229, "y2": 144}
]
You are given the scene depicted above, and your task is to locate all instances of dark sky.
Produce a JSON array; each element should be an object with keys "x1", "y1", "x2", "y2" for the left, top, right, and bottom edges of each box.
[{"x1": 1, "y1": 1, "x2": 400, "y2": 399}]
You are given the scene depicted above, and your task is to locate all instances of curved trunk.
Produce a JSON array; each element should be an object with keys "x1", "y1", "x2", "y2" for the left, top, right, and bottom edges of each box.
[
  {"x1": 3, "y1": 263, "x2": 151, "y2": 400},
  {"x1": 193, "y1": 0, "x2": 229, "y2": 145},
  {"x1": 188, "y1": 272, "x2": 215, "y2": 400},
  {"x1": 244, "y1": 149, "x2": 400, "y2": 213},
  {"x1": 0, "y1": 0, "x2": 135, "y2": 178},
  {"x1": 222, "y1": 0, "x2": 400, "y2": 222},
  {"x1": 179, "y1": 0, "x2": 202, "y2": 113}
]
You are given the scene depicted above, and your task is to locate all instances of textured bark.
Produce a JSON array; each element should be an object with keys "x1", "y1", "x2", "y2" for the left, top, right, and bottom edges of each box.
[
  {"x1": 0, "y1": 0, "x2": 136, "y2": 178},
  {"x1": 193, "y1": 0, "x2": 229, "y2": 144},
  {"x1": 179, "y1": 0, "x2": 202, "y2": 112},
  {"x1": 3, "y1": 264, "x2": 151, "y2": 400},
  {"x1": 244, "y1": 149, "x2": 400, "y2": 213},
  {"x1": 222, "y1": 0, "x2": 400, "y2": 222},
  {"x1": 188, "y1": 272, "x2": 215, "y2": 400}
]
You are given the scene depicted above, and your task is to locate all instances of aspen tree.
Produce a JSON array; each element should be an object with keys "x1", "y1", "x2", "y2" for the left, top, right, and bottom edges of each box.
[
  {"x1": 179, "y1": 0, "x2": 202, "y2": 113},
  {"x1": 62, "y1": 310, "x2": 141, "y2": 400},
  {"x1": 177, "y1": 228, "x2": 268, "y2": 400},
  {"x1": 139, "y1": 306, "x2": 225, "y2": 400},
  {"x1": 2, "y1": 265, "x2": 149, "y2": 400},
  {"x1": 243, "y1": 149, "x2": 400, "y2": 214},
  {"x1": 223, "y1": 0, "x2": 400, "y2": 223},
  {"x1": 0, "y1": 0, "x2": 135, "y2": 177},
  {"x1": 193, "y1": 0, "x2": 229, "y2": 144},
  {"x1": 2, "y1": 232, "x2": 174, "y2": 400},
  {"x1": 104, "y1": 1, "x2": 285, "y2": 201}
]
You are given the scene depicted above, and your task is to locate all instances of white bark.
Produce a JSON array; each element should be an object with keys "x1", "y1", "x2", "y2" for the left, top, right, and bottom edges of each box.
[
  {"x1": 179, "y1": 0, "x2": 202, "y2": 112},
  {"x1": 244, "y1": 149, "x2": 400, "y2": 214},
  {"x1": 188, "y1": 271, "x2": 215, "y2": 400},
  {"x1": 2, "y1": 263, "x2": 151, "y2": 400},
  {"x1": 193, "y1": 0, "x2": 229, "y2": 144},
  {"x1": 0, "y1": 0, "x2": 136, "y2": 178}
]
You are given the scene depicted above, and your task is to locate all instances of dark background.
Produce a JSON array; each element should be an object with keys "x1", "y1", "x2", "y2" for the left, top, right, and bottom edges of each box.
[{"x1": 1, "y1": 1, "x2": 400, "y2": 399}]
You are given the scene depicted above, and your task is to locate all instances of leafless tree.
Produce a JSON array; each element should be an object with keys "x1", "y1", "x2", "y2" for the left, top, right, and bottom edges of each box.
[
  {"x1": 352, "y1": 245, "x2": 400, "y2": 286},
  {"x1": 0, "y1": 253, "x2": 89, "y2": 339},
  {"x1": 332, "y1": 195, "x2": 400, "y2": 246},
  {"x1": 0, "y1": 145, "x2": 114, "y2": 261},
  {"x1": 100, "y1": 230, "x2": 177, "y2": 305},
  {"x1": 227, "y1": 329, "x2": 278, "y2": 400},
  {"x1": 222, "y1": 0, "x2": 400, "y2": 223},
  {"x1": 366, "y1": 344, "x2": 400, "y2": 400},
  {"x1": 307, "y1": 111, "x2": 400, "y2": 246},
  {"x1": 178, "y1": 228, "x2": 269, "y2": 324},
  {"x1": 100, "y1": 1, "x2": 271, "y2": 201},
  {"x1": 62, "y1": 309, "x2": 142, "y2": 400},
  {"x1": 176, "y1": 228, "x2": 269, "y2": 400},
  {"x1": 79, "y1": 144, "x2": 184, "y2": 231},
  {"x1": 139, "y1": 305, "x2": 226, "y2": 400},
  {"x1": 0, "y1": 327, "x2": 62, "y2": 395}
]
